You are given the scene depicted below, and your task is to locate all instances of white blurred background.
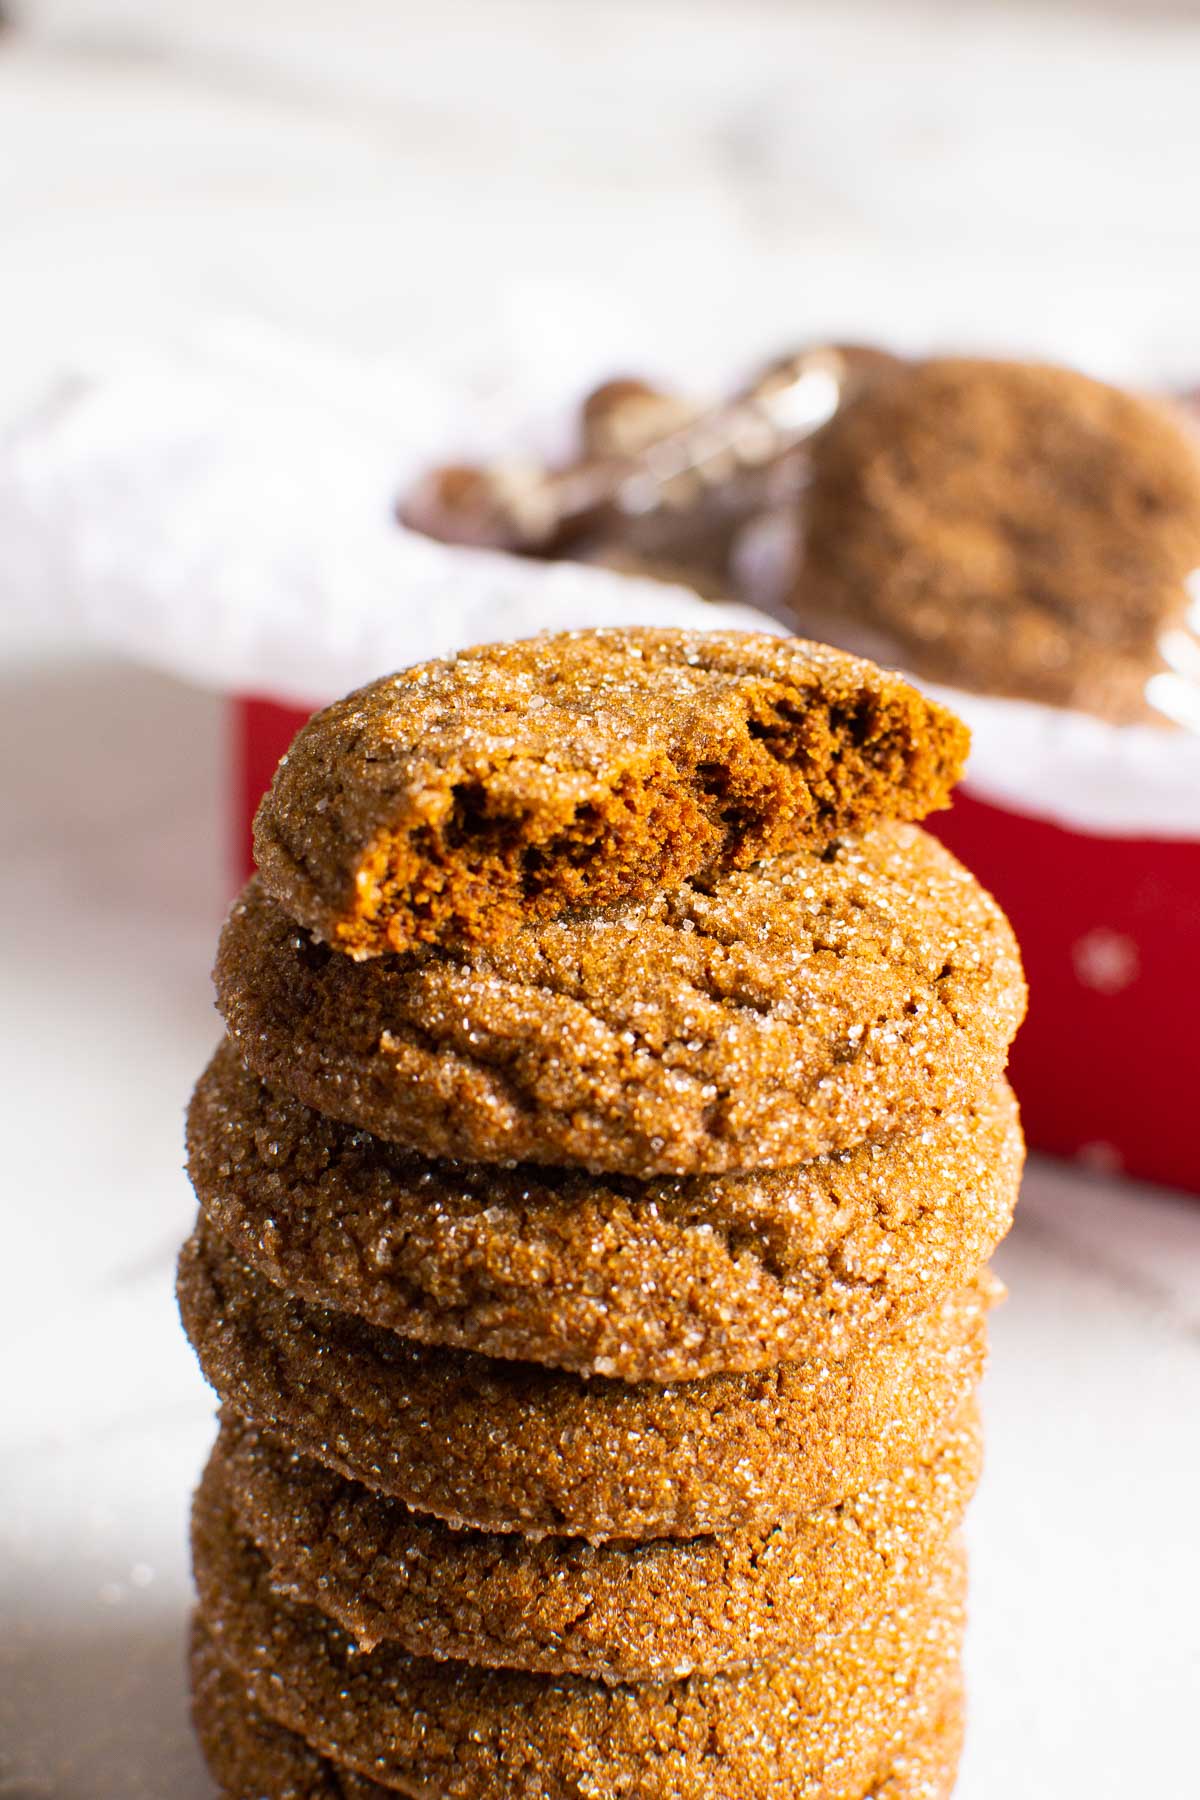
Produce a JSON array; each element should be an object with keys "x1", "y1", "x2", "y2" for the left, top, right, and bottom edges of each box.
[
  {"x1": 1, "y1": 6, "x2": 1199, "y2": 1798},
  {"x1": 6, "y1": 0, "x2": 1200, "y2": 434}
]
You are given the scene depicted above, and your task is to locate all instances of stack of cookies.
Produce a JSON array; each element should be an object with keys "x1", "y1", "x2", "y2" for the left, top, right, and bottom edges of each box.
[{"x1": 178, "y1": 628, "x2": 1026, "y2": 1800}]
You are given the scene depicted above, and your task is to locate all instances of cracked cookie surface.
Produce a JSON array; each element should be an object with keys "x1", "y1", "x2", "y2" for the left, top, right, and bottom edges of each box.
[
  {"x1": 190, "y1": 1039, "x2": 1021, "y2": 1380},
  {"x1": 216, "y1": 824, "x2": 1024, "y2": 1178},
  {"x1": 216, "y1": 1404, "x2": 980, "y2": 1680},
  {"x1": 178, "y1": 1222, "x2": 994, "y2": 1540},
  {"x1": 253, "y1": 627, "x2": 969, "y2": 958},
  {"x1": 192, "y1": 1455, "x2": 966, "y2": 1800},
  {"x1": 191, "y1": 1623, "x2": 964, "y2": 1800}
]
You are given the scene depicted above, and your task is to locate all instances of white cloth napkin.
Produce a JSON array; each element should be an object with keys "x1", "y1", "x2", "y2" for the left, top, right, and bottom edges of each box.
[
  {"x1": 0, "y1": 319, "x2": 776, "y2": 702},
  {"x1": 2, "y1": 319, "x2": 1197, "y2": 838}
]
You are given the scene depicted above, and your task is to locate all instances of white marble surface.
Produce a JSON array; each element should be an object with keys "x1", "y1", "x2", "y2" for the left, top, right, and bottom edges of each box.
[{"x1": 2, "y1": 5, "x2": 1200, "y2": 1796}]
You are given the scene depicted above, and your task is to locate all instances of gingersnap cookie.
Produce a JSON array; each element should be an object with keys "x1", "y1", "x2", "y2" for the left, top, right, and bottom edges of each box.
[
  {"x1": 190, "y1": 1620, "x2": 964, "y2": 1800},
  {"x1": 193, "y1": 1455, "x2": 967, "y2": 1800},
  {"x1": 216, "y1": 824, "x2": 1024, "y2": 1179},
  {"x1": 191, "y1": 1618, "x2": 376, "y2": 1800},
  {"x1": 874, "y1": 1687, "x2": 964, "y2": 1800},
  {"x1": 217, "y1": 1402, "x2": 980, "y2": 1680},
  {"x1": 800, "y1": 357, "x2": 1200, "y2": 722},
  {"x1": 253, "y1": 628, "x2": 969, "y2": 959},
  {"x1": 178, "y1": 1222, "x2": 994, "y2": 1540},
  {"x1": 189, "y1": 1038, "x2": 1020, "y2": 1381}
]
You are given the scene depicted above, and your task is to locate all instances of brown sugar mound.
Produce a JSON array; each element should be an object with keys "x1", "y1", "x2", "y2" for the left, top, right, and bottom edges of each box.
[
  {"x1": 217, "y1": 1405, "x2": 980, "y2": 1681},
  {"x1": 215, "y1": 826, "x2": 1025, "y2": 1178},
  {"x1": 190, "y1": 1620, "x2": 963, "y2": 1800},
  {"x1": 189, "y1": 1039, "x2": 1022, "y2": 1381},
  {"x1": 800, "y1": 357, "x2": 1200, "y2": 721},
  {"x1": 252, "y1": 628, "x2": 969, "y2": 958},
  {"x1": 192, "y1": 1450, "x2": 966, "y2": 1800},
  {"x1": 177, "y1": 1221, "x2": 994, "y2": 1541}
]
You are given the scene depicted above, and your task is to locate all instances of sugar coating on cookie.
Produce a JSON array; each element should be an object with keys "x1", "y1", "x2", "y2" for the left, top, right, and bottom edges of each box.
[
  {"x1": 800, "y1": 357, "x2": 1200, "y2": 721},
  {"x1": 190, "y1": 1622, "x2": 963, "y2": 1800},
  {"x1": 217, "y1": 1405, "x2": 981, "y2": 1680},
  {"x1": 253, "y1": 628, "x2": 970, "y2": 958},
  {"x1": 189, "y1": 1039, "x2": 1022, "y2": 1381},
  {"x1": 177, "y1": 1222, "x2": 994, "y2": 1540},
  {"x1": 192, "y1": 1452, "x2": 966, "y2": 1800},
  {"x1": 216, "y1": 824, "x2": 1025, "y2": 1178},
  {"x1": 190, "y1": 1620, "x2": 373, "y2": 1800}
]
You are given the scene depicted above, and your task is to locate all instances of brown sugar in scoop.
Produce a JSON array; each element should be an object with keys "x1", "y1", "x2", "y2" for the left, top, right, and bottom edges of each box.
[
  {"x1": 798, "y1": 357, "x2": 1200, "y2": 722},
  {"x1": 252, "y1": 627, "x2": 968, "y2": 959}
]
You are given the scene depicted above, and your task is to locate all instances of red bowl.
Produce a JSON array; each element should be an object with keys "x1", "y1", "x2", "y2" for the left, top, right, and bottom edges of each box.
[{"x1": 232, "y1": 694, "x2": 1200, "y2": 1196}]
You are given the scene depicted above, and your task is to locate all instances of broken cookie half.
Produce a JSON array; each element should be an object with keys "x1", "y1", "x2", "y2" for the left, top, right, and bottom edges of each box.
[{"x1": 252, "y1": 625, "x2": 968, "y2": 958}]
